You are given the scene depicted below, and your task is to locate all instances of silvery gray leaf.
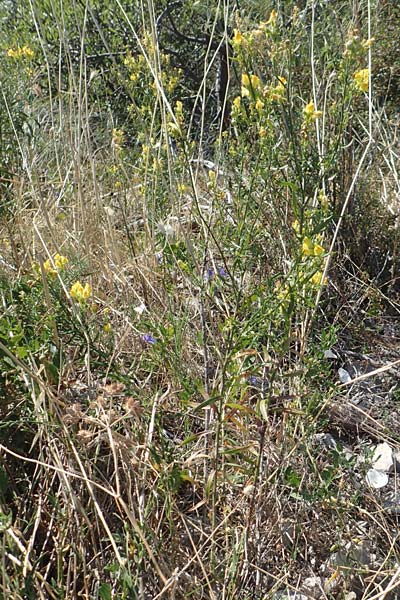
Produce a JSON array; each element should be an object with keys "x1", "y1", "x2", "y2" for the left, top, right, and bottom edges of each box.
[{"x1": 338, "y1": 367, "x2": 352, "y2": 384}]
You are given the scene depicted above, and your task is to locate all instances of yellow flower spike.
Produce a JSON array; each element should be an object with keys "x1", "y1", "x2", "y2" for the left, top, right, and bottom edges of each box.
[
  {"x1": 302, "y1": 237, "x2": 314, "y2": 256},
  {"x1": 103, "y1": 323, "x2": 112, "y2": 333},
  {"x1": 250, "y1": 74, "x2": 261, "y2": 90},
  {"x1": 353, "y1": 68, "x2": 369, "y2": 92},
  {"x1": 266, "y1": 9, "x2": 278, "y2": 27},
  {"x1": 255, "y1": 98, "x2": 264, "y2": 111},
  {"x1": 70, "y1": 281, "x2": 92, "y2": 303},
  {"x1": 208, "y1": 170, "x2": 216, "y2": 186},
  {"x1": 82, "y1": 283, "x2": 91, "y2": 300},
  {"x1": 54, "y1": 253, "x2": 68, "y2": 270},
  {"x1": 112, "y1": 128, "x2": 124, "y2": 150}
]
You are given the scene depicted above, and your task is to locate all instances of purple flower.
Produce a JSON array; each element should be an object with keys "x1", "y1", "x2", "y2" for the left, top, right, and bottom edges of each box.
[
  {"x1": 142, "y1": 333, "x2": 157, "y2": 344},
  {"x1": 217, "y1": 267, "x2": 228, "y2": 278},
  {"x1": 204, "y1": 266, "x2": 228, "y2": 281}
]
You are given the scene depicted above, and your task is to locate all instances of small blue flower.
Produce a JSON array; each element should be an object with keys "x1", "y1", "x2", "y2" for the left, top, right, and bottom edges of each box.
[{"x1": 142, "y1": 333, "x2": 157, "y2": 344}]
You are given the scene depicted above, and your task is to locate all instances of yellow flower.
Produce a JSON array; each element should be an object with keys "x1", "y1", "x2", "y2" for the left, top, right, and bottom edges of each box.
[
  {"x1": 175, "y1": 100, "x2": 183, "y2": 115},
  {"x1": 208, "y1": 170, "x2": 216, "y2": 186},
  {"x1": 311, "y1": 271, "x2": 328, "y2": 286},
  {"x1": 250, "y1": 74, "x2": 261, "y2": 90},
  {"x1": 43, "y1": 259, "x2": 57, "y2": 277},
  {"x1": 233, "y1": 96, "x2": 241, "y2": 110},
  {"x1": 268, "y1": 76, "x2": 286, "y2": 101},
  {"x1": 112, "y1": 128, "x2": 124, "y2": 150},
  {"x1": 362, "y1": 38, "x2": 375, "y2": 49},
  {"x1": 302, "y1": 237, "x2": 325, "y2": 257},
  {"x1": 292, "y1": 220, "x2": 300, "y2": 234},
  {"x1": 259, "y1": 126, "x2": 267, "y2": 137},
  {"x1": 7, "y1": 46, "x2": 34, "y2": 59},
  {"x1": 70, "y1": 281, "x2": 92, "y2": 303},
  {"x1": 241, "y1": 73, "x2": 261, "y2": 97},
  {"x1": 353, "y1": 68, "x2": 369, "y2": 92},
  {"x1": 302, "y1": 237, "x2": 315, "y2": 256},
  {"x1": 241, "y1": 73, "x2": 250, "y2": 97},
  {"x1": 304, "y1": 101, "x2": 322, "y2": 120},
  {"x1": 305, "y1": 101, "x2": 315, "y2": 115},
  {"x1": 255, "y1": 98, "x2": 264, "y2": 111},
  {"x1": 232, "y1": 29, "x2": 245, "y2": 47},
  {"x1": 167, "y1": 120, "x2": 181, "y2": 137},
  {"x1": 313, "y1": 243, "x2": 325, "y2": 256},
  {"x1": 318, "y1": 190, "x2": 329, "y2": 209},
  {"x1": 54, "y1": 253, "x2": 68, "y2": 270},
  {"x1": 266, "y1": 10, "x2": 278, "y2": 27},
  {"x1": 22, "y1": 45, "x2": 34, "y2": 58},
  {"x1": 103, "y1": 323, "x2": 112, "y2": 333},
  {"x1": 275, "y1": 280, "x2": 290, "y2": 312},
  {"x1": 241, "y1": 73, "x2": 250, "y2": 87}
]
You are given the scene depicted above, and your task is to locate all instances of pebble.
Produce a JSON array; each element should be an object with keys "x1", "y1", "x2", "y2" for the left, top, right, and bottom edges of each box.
[
  {"x1": 372, "y1": 442, "x2": 393, "y2": 472},
  {"x1": 366, "y1": 469, "x2": 389, "y2": 489}
]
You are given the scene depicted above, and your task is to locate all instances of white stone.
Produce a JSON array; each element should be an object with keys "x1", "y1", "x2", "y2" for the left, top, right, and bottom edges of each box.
[
  {"x1": 372, "y1": 442, "x2": 393, "y2": 472},
  {"x1": 366, "y1": 469, "x2": 389, "y2": 489}
]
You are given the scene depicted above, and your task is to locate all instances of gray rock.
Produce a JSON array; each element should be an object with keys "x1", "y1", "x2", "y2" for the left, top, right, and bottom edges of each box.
[
  {"x1": 314, "y1": 432, "x2": 337, "y2": 450},
  {"x1": 393, "y1": 450, "x2": 400, "y2": 473},
  {"x1": 383, "y1": 492, "x2": 400, "y2": 515},
  {"x1": 338, "y1": 368, "x2": 352, "y2": 384}
]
